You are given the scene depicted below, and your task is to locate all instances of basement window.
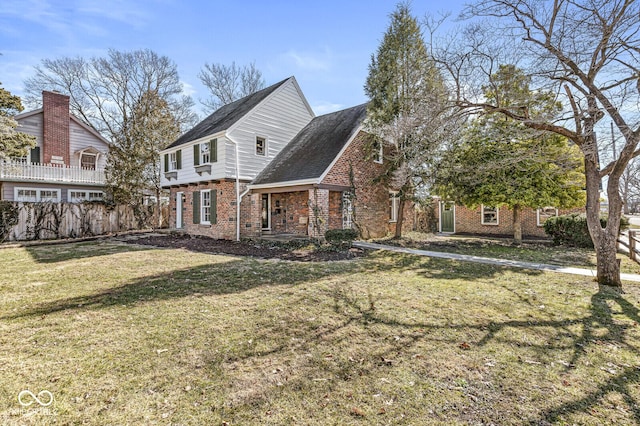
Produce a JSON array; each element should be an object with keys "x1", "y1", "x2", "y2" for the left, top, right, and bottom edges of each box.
[{"x1": 481, "y1": 205, "x2": 499, "y2": 225}]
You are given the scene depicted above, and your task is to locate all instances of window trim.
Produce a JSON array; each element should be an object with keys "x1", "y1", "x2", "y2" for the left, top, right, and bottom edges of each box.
[
  {"x1": 201, "y1": 190, "x2": 211, "y2": 225},
  {"x1": 537, "y1": 206, "x2": 558, "y2": 227},
  {"x1": 256, "y1": 136, "x2": 267, "y2": 157},
  {"x1": 68, "y1": 190, "x2": 104, "y2": 203},
  {"x1": 80, "y1": 152, "x2": 97, "y2": 170},
  {"x1": 169, "y1": 152, "x2": 178, "y2": 171},
  {"x1": 481, "y1": 205, "x2": 499, "y2": 225},
  {"x1": 373, "y1": 140, "x2": 383, "y2": 164},
  {"x1": 389, "y1": 191, "x2": 400, "y2": 223},
  {"x1": 15, "y1": 187, "x2": 61, "y2": 203}
]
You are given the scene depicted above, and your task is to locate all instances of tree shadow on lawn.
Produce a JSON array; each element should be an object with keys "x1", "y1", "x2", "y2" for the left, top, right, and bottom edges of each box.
[
  {"x1": 24, "y1": 239, "x2": 152, "y2": 263},
  {"x1": 209, "y1": 280, "x2": 640, "y2": 424}
]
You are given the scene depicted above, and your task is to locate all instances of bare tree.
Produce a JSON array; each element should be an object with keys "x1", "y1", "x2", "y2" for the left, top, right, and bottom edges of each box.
[
  {"x1": 198, "y1": 61, "x2": 265, "y2": 113},
  {"x1": 434, "y1": 0, "x2": 640, "y2": 288},
  {"x1": 23, "y1": 49, "x2": 198, "y2": 209}
]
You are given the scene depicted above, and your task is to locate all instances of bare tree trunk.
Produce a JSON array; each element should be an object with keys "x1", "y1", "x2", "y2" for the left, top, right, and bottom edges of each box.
[
  {"x1": 584, "y1": 149, "x2": 622, "y2": 288},
  {"x1": 394, "y1": 198, "x2": 405, "y2": 239},
  {"x1": 512, "y1": 204, "x2": 522, "y2": 245}
]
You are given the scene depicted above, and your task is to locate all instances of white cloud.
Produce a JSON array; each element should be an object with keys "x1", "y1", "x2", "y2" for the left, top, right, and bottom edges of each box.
[
  {"x1": 180, "y1": 80, "x2": 196, "y2": 97},
  {"x1": 280, "y1": 47, "x2": 333, "y2": 72},
  {"x1": 312, "y1": 101, "x2": 344, "y2": 115}
]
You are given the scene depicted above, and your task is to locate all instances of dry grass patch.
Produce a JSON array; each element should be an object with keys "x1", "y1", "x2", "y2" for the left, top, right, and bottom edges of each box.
[{"x1": 0, "y1": 240, "x2": 639, "y2": 425}]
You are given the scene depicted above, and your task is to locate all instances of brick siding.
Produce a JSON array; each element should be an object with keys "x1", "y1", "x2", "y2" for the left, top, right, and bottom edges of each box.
[
  {"x1": 42, "y1": 91, "x2": 70, "y2": 165},
  {"x1": 436, "y1": 202, "x2": 585, "y2": 238}
]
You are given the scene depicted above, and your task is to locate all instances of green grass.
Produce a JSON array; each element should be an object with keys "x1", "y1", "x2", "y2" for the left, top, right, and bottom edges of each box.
[
  {"x1": 1, "y1": 240, "x2": 639, "y2": 425},
  {"x1": 376, "y1": 232, "x2": 640, "y2": 274}
]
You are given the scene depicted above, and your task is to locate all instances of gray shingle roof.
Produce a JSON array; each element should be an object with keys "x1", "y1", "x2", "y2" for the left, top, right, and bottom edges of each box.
[
  {"x1": 165, "y1": 77, "x2": 291, "y2": 149},
  {"x1": 251, "y1": 103, "x2": 367, "y2": 186}
]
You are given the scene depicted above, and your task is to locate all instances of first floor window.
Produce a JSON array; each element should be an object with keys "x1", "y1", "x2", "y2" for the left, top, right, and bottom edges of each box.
[
  {"x1": 389, "y1": 191, "x2": 400, "y2": 222},
  {"x1": 537, "y1": 206, "x2": 558, "y2": 227},
  {"x1": 15, "y1": 187, "x2": 61, "y2": 202},
  {"x1": 481, "y1": 205, "x2": 499, "y2": 225},
  {"x1": 69, "y1": 190, "x2": 104, "y2": 203},
  {"x1": 201, "y1": 190, "x2": 211, "y2": 224}
]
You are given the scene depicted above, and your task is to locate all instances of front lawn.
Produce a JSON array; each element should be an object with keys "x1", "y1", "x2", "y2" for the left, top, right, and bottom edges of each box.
[{"x1": 0, "y1": 240, "x2": 639, "y2": 425}]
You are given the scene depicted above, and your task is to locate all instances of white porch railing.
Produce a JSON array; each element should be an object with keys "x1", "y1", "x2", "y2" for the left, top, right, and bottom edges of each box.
[{"x1": 0, "y1": 161, "x2": 105, "y2": 184}]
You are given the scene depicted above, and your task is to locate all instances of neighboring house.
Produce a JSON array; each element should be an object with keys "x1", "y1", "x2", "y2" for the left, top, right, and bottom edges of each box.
[
  {"x1": 435, "y1": 201, "x2": 584, "y2": 238},
  {"x1": 1, "y1": 91, "x2": 109, "y2": 203},
  {"x1": 161, "y1": 76, "x2": 411, "y2": 240}
]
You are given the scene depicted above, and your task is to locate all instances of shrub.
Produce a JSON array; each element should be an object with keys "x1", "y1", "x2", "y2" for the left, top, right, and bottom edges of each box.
[
  {"x1": 544, "y1": 213, "x2": 628, "y2": 248},
  {"x1": 325, "y1": 229, "x2": 359, "y2": 250},
  {"x1": 0, "y1": 201, "x2": 19, "y2": 242}
]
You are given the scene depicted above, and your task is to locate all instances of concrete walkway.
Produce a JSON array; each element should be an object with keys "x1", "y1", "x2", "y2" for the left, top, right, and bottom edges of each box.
[{"x1": 354, "y1": 241, "x2": 640, "y2": 283}]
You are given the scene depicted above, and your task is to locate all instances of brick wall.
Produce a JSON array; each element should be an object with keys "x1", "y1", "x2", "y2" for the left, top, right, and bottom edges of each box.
[
  {"x1": 436, "y1": 203, "x2": 585, "y2": 238},
  {"x1": 168, "y1": 180, "x2": 247, "y2": 240},
  {"x1": 322, "y1": 131, "x2": 414, "y2": 239},
  {"x1": 42, "y1": 91, "x2": 70, "y2": 165},
  {"x1": 269, "y1": 191, "x2": 309, "y2": 235}
]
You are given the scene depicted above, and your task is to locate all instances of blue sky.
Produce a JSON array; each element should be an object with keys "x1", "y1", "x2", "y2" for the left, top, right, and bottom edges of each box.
[{"x1": 1, "y1": 0, "x2": 467, "y2": 117}]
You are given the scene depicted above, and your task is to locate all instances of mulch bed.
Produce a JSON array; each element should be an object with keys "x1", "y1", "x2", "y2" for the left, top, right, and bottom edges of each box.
[{"x1": 127, "y1": 233, "x2": 366, "y2": 262}]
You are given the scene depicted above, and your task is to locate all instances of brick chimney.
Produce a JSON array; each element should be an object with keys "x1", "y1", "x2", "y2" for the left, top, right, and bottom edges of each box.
[{"x1": 42, "y1": 91, "x2": 70, "y2": 165}]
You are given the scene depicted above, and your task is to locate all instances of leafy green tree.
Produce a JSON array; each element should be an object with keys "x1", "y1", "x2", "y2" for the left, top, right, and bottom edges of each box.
[
  {"x1": 364, "y1": 2, "x2": 456, "y2": 238},
  {"x1": 434, "y1": 65, "x2": 585, "y2": 243},
  {"x1": 0, "y1": 84, "x2": 36, "y2": 160}
]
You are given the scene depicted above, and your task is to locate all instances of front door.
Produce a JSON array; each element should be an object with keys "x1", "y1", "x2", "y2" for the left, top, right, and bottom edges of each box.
[
  {"x1": 176, "y1": 192, "x2": 184, "y2": 229},
  {"x1": 441, "y1": 202, "x2": 455, "y2": 233},
  {"x1": 261, "y1": 193, "x2": 271, "y2": 230}
]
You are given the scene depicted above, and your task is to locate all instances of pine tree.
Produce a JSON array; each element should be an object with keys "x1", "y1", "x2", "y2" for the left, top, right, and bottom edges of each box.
[{"x1": 364, "y1": 2, "x2": 453, "y2": 238}]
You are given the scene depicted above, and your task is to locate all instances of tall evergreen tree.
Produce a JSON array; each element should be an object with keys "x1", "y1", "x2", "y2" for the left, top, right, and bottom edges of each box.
[
  {"x1": 434, "y1": 65, "x2": 586, "y2": 243},
  {"x1": 0, "y1": 84, "x2": 36, "y2": 160},
  {"x1": 364, "y1": 2, "x2": 455, "y2": 238}
]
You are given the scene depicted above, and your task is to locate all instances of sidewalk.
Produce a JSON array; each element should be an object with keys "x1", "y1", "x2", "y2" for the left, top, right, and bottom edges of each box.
[{"x1": 354, "y1": 241, "x2": 640, "y2": 283}]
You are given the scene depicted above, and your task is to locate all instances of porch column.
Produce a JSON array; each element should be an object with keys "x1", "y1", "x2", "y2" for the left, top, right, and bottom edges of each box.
[{"x1": 308, "y1": 188, "x2": 329, "y2": 238}]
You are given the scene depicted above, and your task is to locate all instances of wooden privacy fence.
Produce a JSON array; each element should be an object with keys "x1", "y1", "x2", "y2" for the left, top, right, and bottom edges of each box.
[
  {"x1": 3, "y1": 202, "x2": 168, "y2": 242},
  {"x1": 625, "y1": 230, "x2": 640, "y2": 264}
]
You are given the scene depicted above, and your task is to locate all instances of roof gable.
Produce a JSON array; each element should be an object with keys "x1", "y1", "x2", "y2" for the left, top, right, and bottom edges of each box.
[
  {"x1": 165, "y1": 77, "x2": 295, "y2": 150},
  {"x1": 15, "y1": 108, "x2": 111, "y2": 146},
  {"x1": 251, "y1": 103, "x2": 367, "y2": 186}
]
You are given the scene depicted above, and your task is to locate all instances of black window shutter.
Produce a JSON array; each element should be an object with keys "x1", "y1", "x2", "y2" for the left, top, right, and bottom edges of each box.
[
  {"x1": 193, "y1": 191, "x2": 200, "y2": 224},
  {"x1": 211, "y1": 189, "x2": 217, "y2": 224},
  {"x1": 164, "y1": 153, "x2": 169, "y2": 172},
  {"x1": 211, "y1": 139, "x2": 217, "y2": 163},
  {"x1": 193, "y1": 144, "x2": 200, "y2": 166},
  {"x1": 176, "y1": 150, "x2": 182, "y2": 169},
  {"x1": 31, "y1": 147, "x2": 41, "y2": 164}
]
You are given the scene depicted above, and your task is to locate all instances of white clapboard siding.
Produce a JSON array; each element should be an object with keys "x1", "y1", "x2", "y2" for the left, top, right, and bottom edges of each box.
[
  {"x1": 159, "y1": 138, "x2": 228, "y2": 187},
  {"x1": 69, "y1": 120, "x2": 110, "y2": 169},
  {"x1": 226, "y1": 79, "x2": 314, "y2": 179}
]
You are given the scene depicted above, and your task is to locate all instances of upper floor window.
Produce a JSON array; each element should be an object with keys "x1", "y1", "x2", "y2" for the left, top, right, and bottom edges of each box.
[
  {"x1": 256, "y1": 136, "x2": 267, "y2": 156},
  {"x1": 164, "y1": 150, "x2": 182, "y2": 172},
  {"x1": 373, "y1": 140, "x2": 383, "y2": 164},
  {"x1": 81, "y1": 153, "x2": 96, "y2": 170},
  {"x1": 481, "y1": 205, "x2": 499, "y2": 225},
  {"x1": 193, "y1": 140, "x2": 217, "y2": 166}
]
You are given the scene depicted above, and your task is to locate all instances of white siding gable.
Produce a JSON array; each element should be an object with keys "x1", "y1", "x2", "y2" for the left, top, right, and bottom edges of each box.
[
  {"x1": 69, "y1": 120, "x2": 110, "y2": 170},
  {"x1": 159, "y1": 135, "x2": 228, "y2": 187},
  {"x1": 225, "y1": 78, "x2": 314, "y2": 180}
]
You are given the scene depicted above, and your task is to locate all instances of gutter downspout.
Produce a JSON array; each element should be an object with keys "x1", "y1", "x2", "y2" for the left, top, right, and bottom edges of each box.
[{"x1": 226, "y1": 134, "x2": 247, "y2": 242}]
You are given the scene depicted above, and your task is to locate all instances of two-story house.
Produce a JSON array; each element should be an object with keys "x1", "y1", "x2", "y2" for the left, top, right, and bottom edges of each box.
[
  {"x1": 161, "y1": 76, "x2": 414, "y2": 240},
  {"x1": 1, "y1": 91, "x2": 109, "y2": 203}
]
